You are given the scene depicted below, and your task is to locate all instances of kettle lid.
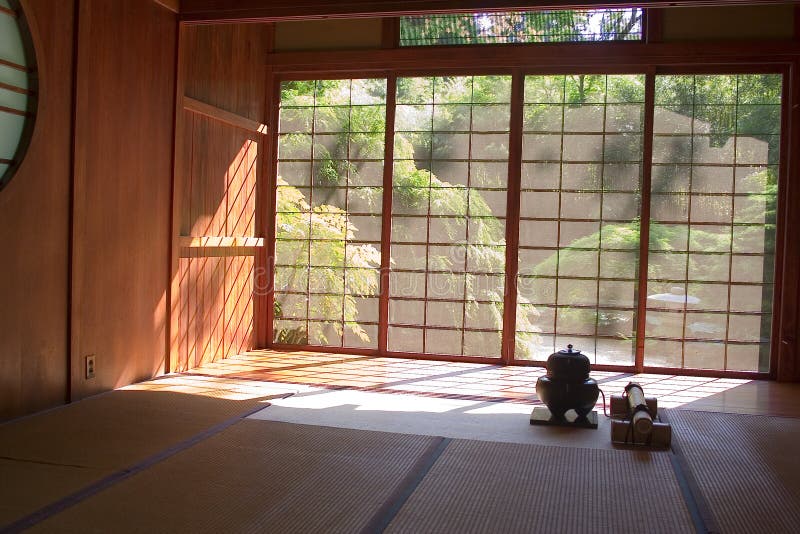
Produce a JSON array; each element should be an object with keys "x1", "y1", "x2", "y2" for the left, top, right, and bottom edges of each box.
[{"x1": 557, "y1": 344, "x2": 581, "y2": 355}]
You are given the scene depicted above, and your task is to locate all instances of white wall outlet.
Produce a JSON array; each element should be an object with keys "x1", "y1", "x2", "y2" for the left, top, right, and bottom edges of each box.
[{"x1": 85, "y1": 354, "x2": 96, "y2": 379}]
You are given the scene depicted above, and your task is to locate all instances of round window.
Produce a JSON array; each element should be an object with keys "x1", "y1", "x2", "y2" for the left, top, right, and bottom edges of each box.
[{"x1": 0, "y1": 0, "x2": 36, "y2": 191}]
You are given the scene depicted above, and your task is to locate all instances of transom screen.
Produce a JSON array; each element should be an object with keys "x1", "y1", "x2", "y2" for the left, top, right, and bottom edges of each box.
[
  {"x1": 272, "y1": 73, "x2": 783, "y2": 373},
  {"x1": 400, "y1": 9, "x2": 643, "y2": 46}
]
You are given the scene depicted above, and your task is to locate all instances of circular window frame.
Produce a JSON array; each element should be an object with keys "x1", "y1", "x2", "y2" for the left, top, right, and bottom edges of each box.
[{"x1": 0, "y1": 0, "x2": 38, "y2": 192}]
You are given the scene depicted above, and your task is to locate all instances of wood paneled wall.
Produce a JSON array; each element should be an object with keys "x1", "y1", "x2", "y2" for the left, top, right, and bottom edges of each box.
[
  {"x1": 1, "y1": 0, "x2": 178, "y2": 419},
  {"x1": 0, "y1": 0, "x2": 75, "y2": 419},
  {"x1": 660, "y1": 5, "x2": 795, "y2": 41},
  {"x1": 70, "y1": 0, "x2": 177, "y2": 400},
  {"x1": 170, "y1": 23, "x2": 270, "y2": 372},
  {"x1": 274, "y1": 18, "x2": 383, "y2": 51}
]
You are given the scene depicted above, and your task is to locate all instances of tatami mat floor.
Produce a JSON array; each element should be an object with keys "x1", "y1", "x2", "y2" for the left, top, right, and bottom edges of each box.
[{"x1": 2, "y1": 349, "x2": 799, "y2": 533}]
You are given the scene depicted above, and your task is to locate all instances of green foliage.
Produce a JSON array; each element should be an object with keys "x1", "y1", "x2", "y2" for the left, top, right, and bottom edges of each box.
[
  {"x1": 655, "y1": 74, "x2": 782, "y2": 155},
  {"x1": 276, "y1": 77, "x2": 388, "y2": 320},
  {"x1": 390, "y1": 76, "x2": 545, "y2": 354},
  {"x1": 565, "y1": 74, "x2": 605, "y2": 104},
  {"x1": 394, "y1": 166, "x2": 430, "y2": 209},
  {"x1": 532, "y1": 222, "x2": 639, "y2": 280},
  {"x1": 279, "y1": 80, "x2": 317, "y2": 106},
  {"x1": 524, "y1": 73, "x2": 644, "y2": 107},
  {"x1": 316, "y1": 154, "x2": 342, "y2": 186},
  {"x1": 274, "y1": 177, "x2": 380, "y2": 345},
  {"x1": 471, "y1": 76, "x2": 512, "y2": 104},
  {"x1": 273, "y1": 321, "x2": 308, "y2": 345},
  {"x1": 275, "y1": 73, "x2": 780, "y2": 358}
]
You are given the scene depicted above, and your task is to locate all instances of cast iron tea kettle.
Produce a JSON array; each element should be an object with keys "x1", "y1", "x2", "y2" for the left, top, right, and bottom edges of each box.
[{"x1": 535, "y1": 344, "x2": 599, "y2": 421}]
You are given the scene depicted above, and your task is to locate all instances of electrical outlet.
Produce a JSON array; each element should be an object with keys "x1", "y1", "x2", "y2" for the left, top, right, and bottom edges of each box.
[{"x1": 85, "y1": 354, "x2": 96, "y2": 379}]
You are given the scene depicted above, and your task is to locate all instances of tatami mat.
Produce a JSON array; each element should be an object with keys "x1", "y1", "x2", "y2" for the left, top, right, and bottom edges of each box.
[
  {"x1": 668, "y1": 409, "x2": 800, "y2": 533},
  {"x1": 1, "y1": 391, "x2": 266, "y2": 468},
  {"x1": 20, "y1": 419, "x2": 698, "y2": 534},
  {"x1": 0, "y1": 459, "x2": 106, "y2": 528},
  {"x1": 6, "y1": 356, "x2": 799, "y2": 533},
  {"x1": 251, "y1": 388, "x2": 616, "y2": 449},
  {"x1": 386, "y1": 439, "x2": 693, "y2": 534},
  {"x1": 28, "y1": 420, "x2": 438, "y2": 534},
  {"x1": 0, "y1": 386, "x2": 282, "y2": 526}
]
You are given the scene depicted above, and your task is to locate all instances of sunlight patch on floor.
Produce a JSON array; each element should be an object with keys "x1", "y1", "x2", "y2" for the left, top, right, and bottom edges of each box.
[
  {"x1": 180, "y1": 349, "x2": 751, "y2": 410},
  {"x1": 121, "y1": 374, "x2": 306, "y2": 401}
]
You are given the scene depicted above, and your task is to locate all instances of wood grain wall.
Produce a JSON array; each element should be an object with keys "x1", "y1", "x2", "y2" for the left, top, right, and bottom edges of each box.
[
  {"x1": 274, "y1": 18, "x2": 383, "y2": 50},
  {"x1": 661, "y1": 5, "x2": 795, "y2": 41},
  {"x1": 0, "y1": 0, "x2": 75, "y2": 419},
  {"x1": 70, "y1": 0, "x2": 177, "y2": 400},
  {"x1": 170, "y1": 23, "x2": 270, "y2": 372},
  {"x1": 1, "y1": 0, "x2": 178, "y2": 420}
]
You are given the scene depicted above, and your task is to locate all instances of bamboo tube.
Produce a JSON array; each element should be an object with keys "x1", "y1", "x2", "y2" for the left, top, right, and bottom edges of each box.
[
  {"x1": 626, "y1": 383, "x2": 653, "y2": 435},
  {"x1": 610, "y1": 394, "x2": 657, "y2": 418}
]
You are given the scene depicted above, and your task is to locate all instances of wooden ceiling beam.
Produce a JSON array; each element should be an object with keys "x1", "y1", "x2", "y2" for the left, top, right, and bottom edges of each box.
[
  {"x1": 180, "y1": 0, "x2": 800, "y2": 23},
  {"x1": 262, "y1": 41, "x2": 799, "y2": 77}
]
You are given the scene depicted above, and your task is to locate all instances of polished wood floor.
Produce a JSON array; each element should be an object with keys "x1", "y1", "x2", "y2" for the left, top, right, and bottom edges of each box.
[{"x1": 174, "y1": 349, "x2": 800, "y2": 417}]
